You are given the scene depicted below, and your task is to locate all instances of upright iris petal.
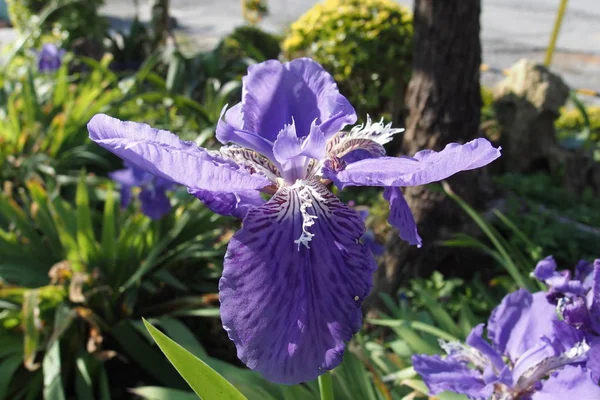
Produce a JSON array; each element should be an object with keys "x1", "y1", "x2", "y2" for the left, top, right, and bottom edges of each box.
[{"x1": 88, "y1": 57, "x2": 501, "y2": 384}]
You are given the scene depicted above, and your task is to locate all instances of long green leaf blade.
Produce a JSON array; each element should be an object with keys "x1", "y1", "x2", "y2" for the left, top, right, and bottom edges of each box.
[{"x1": 143, "y1": 319, "x2": 247, "y2": 400}]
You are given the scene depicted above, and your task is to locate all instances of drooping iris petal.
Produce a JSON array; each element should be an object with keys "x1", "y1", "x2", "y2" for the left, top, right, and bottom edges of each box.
[
  {"x1": 189, "y1": 189, "x2": 265, "y2": 219},
  {"x1": 411, "y1": 354, "x2": 493, "y2": 399},
  {"x1": 328, "y1": 138, "x2": 501, "y2": 188},
  {"x1": 219, "y1": 181, "x2": 376, "y2": 384},
  {"x1": 383, "y1": 187, "x2": 422, "y2": 247},
  {"x1": 239, "y1": 58, "x2": 355, "y2": 142},
  {"x1": 532, "y1": 366, "x2": 600, "y2": 399},
  {"x1": 139, "y1": 188, "x2": 171, "y2": 220},
  {"x1": 88, "y1": 114, "x2": 270, "y2": 192},
  {"x1": 487, "y1": 290, "x2": 557, "y2": 362}
]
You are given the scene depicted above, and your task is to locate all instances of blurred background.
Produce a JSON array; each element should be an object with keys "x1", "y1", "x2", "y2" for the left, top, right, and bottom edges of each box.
[{"x1": 0, "y1": 0, "x2": 598, "y2": 399}]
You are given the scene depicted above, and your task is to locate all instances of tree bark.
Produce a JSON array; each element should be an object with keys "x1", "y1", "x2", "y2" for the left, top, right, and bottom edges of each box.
[{"x1": 368, "y1": 0, "x2": 488, "y2": 309}]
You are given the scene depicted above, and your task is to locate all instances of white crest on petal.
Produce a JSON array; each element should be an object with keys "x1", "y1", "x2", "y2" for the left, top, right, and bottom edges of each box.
[
  {"x1": 345, "y1": 115, "x2": 404, "y2": 146},
  {"x1": 290, "y1": 180, "x2": 324, "y2": 250},
  {"x1": 325, "y1": 116, "x2": 403, "y2": 161},
  {"x1": 438, "y1": 339, "x2": 490, "y2": 371}
]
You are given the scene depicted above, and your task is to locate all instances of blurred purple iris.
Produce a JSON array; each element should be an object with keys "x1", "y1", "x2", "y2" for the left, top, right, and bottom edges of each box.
[
  {"x1": 534, "y1": 256, "x2": 600, "y2": 383},
  {"x1": 37, "y1": 43, "x2": 65, "y2": 73},
  {"x1": 110, "y1": 163, "x2": 174, "y2": 220},
  {"x1": 413, "y1": 257, "x2": 600, "y2": 399},
  {"x1": 87, "y1": 58, "x2": 500, "y2": 384}
]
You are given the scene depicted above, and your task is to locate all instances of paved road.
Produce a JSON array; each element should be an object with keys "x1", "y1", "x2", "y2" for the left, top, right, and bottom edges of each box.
[
  {"x1": 99, "y1": 0, "x2": 600, "y2": 96},
  {"x1": 2, "y1": 0, "x2": 599, "y2": 96}
]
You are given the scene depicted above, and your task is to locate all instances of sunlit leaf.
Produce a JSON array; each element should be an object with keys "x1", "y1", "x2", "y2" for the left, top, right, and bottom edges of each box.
[{"x1": 143, "y1": 318, "x2": 246, "y2": 400}]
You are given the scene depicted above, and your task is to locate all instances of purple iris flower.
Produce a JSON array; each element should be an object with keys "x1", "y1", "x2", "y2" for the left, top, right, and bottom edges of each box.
[
  {"x1": 413, "y1": 288, "x2": 599, "y2": 399},
  {"x1": 87, "y1": 58, "x2": 501, "y2": 384},
  {"x1": 533, "y1": 256, "x2": 600, "y2": 383},
  {"x1": 109, "y1": 163, "x2": 174, "y2": 220},
  {"x1": 37, "y1": 43, "x2": 65, "y2": 73}
]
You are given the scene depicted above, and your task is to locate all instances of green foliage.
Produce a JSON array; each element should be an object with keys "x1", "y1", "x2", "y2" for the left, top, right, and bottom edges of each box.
[
  {"x1": 282, "y1": 0, "x2": 413, "y2": 118},
  {"x1": 216, "y1": 25, "x2": 281, "y2": 64},
  {"x1": 0, "y1": 50, "x2": 227, "y2": 185},
  {"x1": 242, "y1": 0, "x2": 269, "y2": 26},
  {"x1": 495, "y1": 173, "x2": 600, "y2": 265},
  {"x1": 0, "y1": 173, "x2": 228, "y2": 398},
  {"x1": 7, "y1": 0, "x2": 107, "y2": 45},
  {"x1": 0, "y1": 54, "x2": 125, "y2": 184},
  {"x1": 144, "y1": 319, "x2": 247, "y2": 400}
]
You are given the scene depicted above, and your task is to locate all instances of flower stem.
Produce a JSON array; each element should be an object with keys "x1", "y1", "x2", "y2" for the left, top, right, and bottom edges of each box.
[{"x1": 318, "y1": 371, "x2": 334, "y2": 400}]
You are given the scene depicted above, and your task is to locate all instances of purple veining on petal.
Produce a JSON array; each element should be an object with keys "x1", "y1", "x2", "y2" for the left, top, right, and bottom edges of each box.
[{"x1": 219, "y1": 181, "x2": 376, "y2": 384}]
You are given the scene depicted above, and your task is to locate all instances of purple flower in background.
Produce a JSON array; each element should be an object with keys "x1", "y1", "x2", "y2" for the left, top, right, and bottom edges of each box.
[
  {"x1": 87, "y1": 58, "x2": 501, "y2": 384},
  {"x1": 413, "y1": 288, "x2": 598, "y2": 399},
  {"x1": 37, "y1": 43, "x2": 65, "y2": 73},
  {"x1": 110, "y1": 163, "x2": 174, "y2": 220},
  {"x1": 533, "y1": 256, "x2": 600, "y2": 382}
]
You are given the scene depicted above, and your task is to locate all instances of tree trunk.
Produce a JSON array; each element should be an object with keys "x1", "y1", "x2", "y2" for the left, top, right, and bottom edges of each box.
[{"x1": 368, "y1": 0, "x2": 488, "y2": 309}]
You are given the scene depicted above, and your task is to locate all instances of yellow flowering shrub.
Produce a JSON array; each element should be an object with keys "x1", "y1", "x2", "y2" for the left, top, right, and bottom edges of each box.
[
  {"x1": 282, "y1": 0, "x2": 413, "y2": 117},
  {"x1": 555, "y1": 106, "x2": 600, "y2": 142}
]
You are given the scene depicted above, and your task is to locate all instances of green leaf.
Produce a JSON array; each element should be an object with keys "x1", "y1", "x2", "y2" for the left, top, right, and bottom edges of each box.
[
  {"x1": 75, "y1": 171, "x2": 97, "y2": 264},
  {"x1": 23, "y1": 289, "x2": 41, "y2": 371},
  {"x1": 151, "y1": 317, "x2": 208, "y2": 359},
  {"x1": 0, "y1": 355, "x2": 24, "y2": 400},
  {"x1": 43, "y1": 340, "x2": 66, "y2": 400},
  {"x1": 332, "y1": 351, "x2": 377, "y2": 400},
  {"x1": 75, "y1": 356, "x2": 95, "y2": 400},
  {"x1": 143, "y1": 318, "x2": 247, "y2": 400},
  {"x1": 369, "y1": 319, "x2": 460, "y2": 343},
  {"x1": 100, "y1": 182, "x2": 117, "y2": 268},
  {"x1": 111, "y1": 320, "x2": 184, "y2": 389},
  {"x1": 411, "y1": 284, "x2": 462, "y2": 338},
  {"x1": 130, "y1": 387, "x2": 198, "y2": 400},
  {"x1": 98, "y1": 366, "x2": 111, "y2": 400}
]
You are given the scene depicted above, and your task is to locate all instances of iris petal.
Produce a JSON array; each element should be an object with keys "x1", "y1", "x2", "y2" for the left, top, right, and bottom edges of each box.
[
  {"x1": 219, "y1": 181, "x2": 376, "y2": 384},
  {"x1": 139, "y1": 188, "x2": 172, "y2": 220},
  {"x1": 411, "y1": 354, "x2": 493, "y2": 399},
  {"x1": 189, "y1": 189, "x2": 265, "y2": 218},
  {"x1": 532, "y1": 366, "x2": 600, "y2": 399},
  {"x1": 216, "y1": 105, "x2": 277, "y2": 161},
  {"x1": 88, "y1": 114, "x2": 270, "y2": 192},
  {"x1": 487, "y1": 290, "x2": 557, "y2": 363},
  {"x1": 328, "y1": 138, "x2": 501, "y2": 188},
  {"x1": 383, "y1": 187, "x2": 422, "y2": 246},
  {"x1": 240, "y1": 58, "x2": 356, "y2": 142}
]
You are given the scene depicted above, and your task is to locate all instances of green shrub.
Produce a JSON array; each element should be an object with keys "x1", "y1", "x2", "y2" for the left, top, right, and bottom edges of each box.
[
  {"x1": 216, "y1": 25, "x2": 281, "y2": 64},
  {"x1": 7, "y1": 0, "x2": 107, "y2": 44},
  {"x1": 282, "y1": 0, "x2": 413, "y2": 118}
]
